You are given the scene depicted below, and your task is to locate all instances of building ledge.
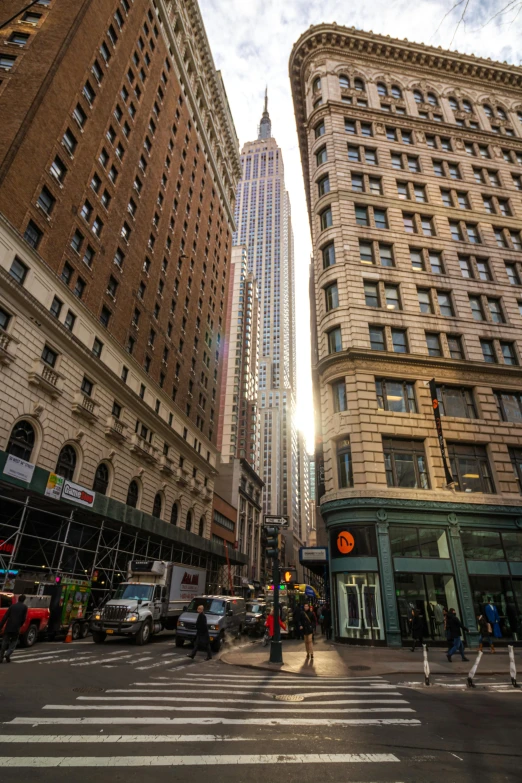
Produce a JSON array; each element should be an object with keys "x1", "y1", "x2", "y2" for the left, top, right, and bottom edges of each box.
[
  {"x1": 159, "y1": 454, "x2": 174, "y2": 475},
  {"x1": 71, "y1": 392, "x2": 99, "y2": 422},
  {"x1": 27, "y1": 358, "x2": 64, "y2": 398},
  {"x1": 0, "y1": 328, "x2": 19, "y2": 365},
  {"x1": 129, "y1": 432, "x2": 158, "y2": 464},
  {"x1": 104, "y1": 414, "x2": 127, "y2": 442}
]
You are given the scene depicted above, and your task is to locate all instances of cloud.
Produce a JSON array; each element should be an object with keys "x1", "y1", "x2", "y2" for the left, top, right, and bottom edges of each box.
[{"x1": 199, "y1": 0, "x2": 522, "y2": 449}]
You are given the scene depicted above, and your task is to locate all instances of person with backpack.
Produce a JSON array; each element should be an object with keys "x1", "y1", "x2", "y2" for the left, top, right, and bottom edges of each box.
[{"x1": 298, "y1": 602, "x2": 315, "y2": 659}]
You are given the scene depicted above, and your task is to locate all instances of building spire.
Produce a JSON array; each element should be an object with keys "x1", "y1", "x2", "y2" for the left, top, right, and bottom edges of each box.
[{"x1": 258, "y1": 86, "x2": 272, "y2": 140}]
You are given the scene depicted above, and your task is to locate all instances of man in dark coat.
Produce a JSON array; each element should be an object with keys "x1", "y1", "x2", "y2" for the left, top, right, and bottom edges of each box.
[
  {"x1": 446, "y1": 608, "x2": 469, "y2": 662},
  {"x1": 0, "y1": 594, "x2": 28, "y2": 663},
  {"x1": 323, "y1": 605, "x2": 332, "y2": 641},
  {"x1": 187, "y1": 604, "x2": 212, "y2": 660},
  {"x1": 409, "y1": 609, "x2": 425, "y2": 652}
]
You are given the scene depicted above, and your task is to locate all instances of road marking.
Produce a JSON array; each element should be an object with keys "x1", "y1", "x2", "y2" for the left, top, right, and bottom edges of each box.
[
  {"x1": 0, "y1": 752, "x2": 401, "y2": 767},
  {"x1": 13, "y1": 654, "x2": 63, "y2": 664},
  {"x1": 109, "y1": 688, "x2": 400, "y2": 697},
  {"x1": 71, "y1": 654, "x2": 135, "y2": 666},
  {"x1": 43, "y1": 704, "x2": 414, "y2": 714},
  {"x1": 139, "y1": 682, "x2": 398, "y2": 690},
  {"x1": 134, "y1": 658, "x2": 187, "y2": 670},
  {"x1": 5, "y1": 716, "x2": 421, "y2": 727},
  {"x1": 183, "y1": 674, "x2": 385, "y2": 681},
  {"x1": 0, "y1": 734, "x2": 250, "y2": 744},
  {"x1": 77, "y1": 696, "x2": 408, "y2": 706},
  {"x1": 451, "y1": 753, "x2": 464, "y2": 761}
]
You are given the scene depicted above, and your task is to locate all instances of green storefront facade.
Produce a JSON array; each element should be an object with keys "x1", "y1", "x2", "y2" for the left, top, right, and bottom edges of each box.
[{"x1": 324, "y1": 497, "x2": 522, "y2": 647}]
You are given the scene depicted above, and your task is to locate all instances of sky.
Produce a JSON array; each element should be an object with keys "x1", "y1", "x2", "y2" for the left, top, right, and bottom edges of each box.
[{"x1": 198, "y1": 0, "x2": 522, "y2": 451}]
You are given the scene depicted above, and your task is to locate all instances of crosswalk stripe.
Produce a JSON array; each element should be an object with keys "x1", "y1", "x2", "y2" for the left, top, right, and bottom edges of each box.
[
  {"x1": 42, "y1": 704, "x2": 414, "y2": 713},
  {"x1": 110, "y1": 688, "x2": 400, "y2": 696},
  {"x1": 13, "y1": 654, "x2": 63, "y2": 664},
  {"x1": 71, "y1": 654, "x2": 135, "y2": 666},
  {"x1": 183, "y1": 674, "x2": 385, "y2": 681},
  {"x1": 132, "y1": 683, "x2": 399, "y2": 690},
  {"x1": 77, "y1": 696, "x2": 408, "y2": 705},
  {"x1": 0, "y1": 734, "x2": 250, "y2": 744},
  {"x1": 0, "y1": 752, "x2": 400, "y2": 767},
  {"x1": 5, "y1": 716, "x2": 421, "y2": 727}
]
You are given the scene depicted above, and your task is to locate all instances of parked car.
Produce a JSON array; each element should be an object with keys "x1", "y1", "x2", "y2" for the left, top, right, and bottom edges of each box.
[
  {"x1": 0, "y1": 592, "x2": 50, "y2": 648},
  {"x1": 244, "y1": 601, "x2": 268, "y2": 636},
  {"x1": 176, "y1": 595, "x2": 246, "y2": 652}
]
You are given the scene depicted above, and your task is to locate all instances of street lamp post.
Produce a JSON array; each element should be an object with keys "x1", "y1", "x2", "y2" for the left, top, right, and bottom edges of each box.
[
  {"x1": 262, "y1": 515, "x2": 288, "y2": 665},
  {"x1": 269, "y1": 554, "x2": 283, "y2": 664}
]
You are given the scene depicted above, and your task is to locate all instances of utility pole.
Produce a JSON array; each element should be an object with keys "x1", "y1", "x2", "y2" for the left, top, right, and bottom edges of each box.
[
  {"x1": 262, "y1": 515, "x2": 288, "y2": 665},
  {"x1": 270, "y1": 547, "x2": 282, "y2": 664}
]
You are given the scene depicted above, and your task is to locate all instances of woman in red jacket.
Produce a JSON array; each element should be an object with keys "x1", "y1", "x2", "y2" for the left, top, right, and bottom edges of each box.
[{"x1": 265, "y1": 607, "x2": 286, "y2": 638}]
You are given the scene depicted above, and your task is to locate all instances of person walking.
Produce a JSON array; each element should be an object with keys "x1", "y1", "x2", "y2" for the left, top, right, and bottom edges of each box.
[
  {"x1": 409, "y1": 609, "x2": 425, "y2": 652},
  {"x1": 446, "y1": 608, "x2": 469, "y2": 662},
  {"x1": 477, "y1": 612, "x2": 496, "y2": 653},
  {"x1": 187, "y1": 604, "x2": 212, "y2": 661},
  {"x1": 323, "y1": 604, "x2": 332, "y2": 641},
  {"x1": 265, "y1": 607, "x2": 286, "y2": 639},
  {"x1": 298, "y1": 602, "x2": 315, "y2": 660},
  {"x1": 0, "y1": 594, "x2": 28, "y2": 663},
  {"x1": 293, "y1": 604, "x2": 304, "y2": 640}
]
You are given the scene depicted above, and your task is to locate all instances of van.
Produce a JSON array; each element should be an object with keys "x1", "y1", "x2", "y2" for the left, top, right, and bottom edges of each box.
[{"x1": 175, "y1": 595, "x2": 246, "y2": 652}]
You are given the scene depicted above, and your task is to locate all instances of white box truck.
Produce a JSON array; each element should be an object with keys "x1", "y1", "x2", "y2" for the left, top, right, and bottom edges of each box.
[{"x1": 90, "y1": 560, "x2": 206, "y2": 645}]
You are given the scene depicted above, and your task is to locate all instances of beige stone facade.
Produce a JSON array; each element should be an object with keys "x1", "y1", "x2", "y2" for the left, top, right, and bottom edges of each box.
[{"x1": 290, "y1": 26, "x2": 522, "y2": 510}]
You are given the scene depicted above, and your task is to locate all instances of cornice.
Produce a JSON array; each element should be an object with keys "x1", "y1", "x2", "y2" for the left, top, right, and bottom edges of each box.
[
  {"x1": 315, "y1": 347, "x2": 522, "y2": 382},
  {"x1": 320, "y1": 495, "x2": 522, "y2": 519}
]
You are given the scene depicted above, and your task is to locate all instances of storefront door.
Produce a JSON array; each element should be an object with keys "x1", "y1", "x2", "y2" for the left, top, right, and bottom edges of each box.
[
  {"x1": 395, "y1": 572, "x2": 459, "y2": 642},
  {"x1": 469, "y1": 576, "x2": 522, "y2": 641}
]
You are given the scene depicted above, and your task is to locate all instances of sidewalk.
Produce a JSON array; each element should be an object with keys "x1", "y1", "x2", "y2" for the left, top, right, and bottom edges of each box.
[{"x1": 222, "y1": 636, "x2": 520, "y2": 678}]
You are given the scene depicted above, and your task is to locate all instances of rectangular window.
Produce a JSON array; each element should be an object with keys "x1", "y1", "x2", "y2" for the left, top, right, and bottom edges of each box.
[
  {"x1": 322, "y1": 242, "x2": 335, "y2": 268},
  {"x1": 403, "y1": 213, "x2": 415, "y2": 233},
  {"x1": 9, "y1": 257, "x2": 29, "y2": 285},
  {"x1": 384, "y1": 284, "x2": 400, "y2": 310},
  {"x1": 421, "y1": 217, "x2": 434, "y2": 236},
  {"x1": 429, "y1": 251, "x2": 443, "y2": 274},
  {"x1": 459, "y1": 256, "x2": 473, "y2": 278},
  {"x1": 369, "y1": 325, "x2": 385, "y2": 351},
  {"x1": 347, "y1": 145, "x2": 360, "y2": 162},
  {"x1": 383, "y1": 438, "x2": 429, "y2": 489},
  {"x1": 487, "y1": 298, "x2": 504, "y2": 323},
  {"x1": 392, "y1": 329, "x2": 408, "y2": 353},
  {"x1": 320, "y1": 207, "x2": 332, "y2": 230},
  {"x1": 426, "y1": 332, "x2": 442, "y2": 357},
  {"x1": 501, "y1": 341, "x2": 518, "y2": 365},
  {"x1": 449, "y1": 444, "x2": 494, "y2": 494},
  {"x1": 327, "y1": 327, "x2": 342, "y2": 354},
  {"x1": 24, "y1": 220, "x2": 43, "y2": 248},
  {"x1": 324, "y1": 282, "x2": 339, "y2": 311},
  {"x1": 359, "y1": 240, "x2": 373, "y2": 265},
  {"x1": 477, "y1": 259, "x2": 492, "y2": 281},
  {"x1": 364, "y1": 148, "x2": 377, "y2": 165},
  {"x1": 407, "y1": 156, "x2": 420, "y2": 173},
  {"x1": 355, "y1": 205, "x2": 369, "y2": 226},
  {"x1": 337, "y1": 438, "x2": 353, "y2": 488},
  {"x1": 332, "y1": 380, "x2": 347, "y2": 412},
  {"x1": 480, "y1": 339, "x2": 497, "y2": 363},
  {"x1": 379, "y1": 244, "x2": 394, "y2": 267},
  {"x1": 447, "y1": 334, "x2": 464, "y2": 360},
  {"x1": 364, "y1": 281, "x2": 380, "y2": 307},
  {"x1": 437, "y1": 386, "x2": 476, "y2": 418},
  {"x1": 41, "y1": 345, "x2": 58, "y2": 368},
  {"x1": 495, "y1": 391, "x2": 522, "y2": 423},
  {"x1": 437, "y1": 291, "x2": 454, "y2": 317},
  {"x1": 376, "y1": 379, "x2": 417, "y2": 413},
  {"x1": 410, "y1": 248, "x2": 424, "y2": 271},
  {"x1": 374, "y1": 209, "x2": 387, "y2": 229},
  {"x1": 351, "y1": 173, "x2": 364, "y2": 192},
  {"x1": 505, "y1": 263, "x2": 520, "y2": 286},
  {"x1": 418, "y1": 289, "x2": 432, "y2": 314}
]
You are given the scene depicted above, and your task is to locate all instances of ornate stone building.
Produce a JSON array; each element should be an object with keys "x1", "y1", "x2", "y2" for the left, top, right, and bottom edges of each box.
[
  {"x1": 0, "y1": 0, "x2": 246, "y2": 598},
  {"x1": 290, "y1": 25, "x2": 522, "y2": 646}
]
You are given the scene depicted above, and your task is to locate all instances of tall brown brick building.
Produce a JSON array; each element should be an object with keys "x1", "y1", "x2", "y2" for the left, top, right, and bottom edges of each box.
[
  {"x1": 290, "y1": 26, "x2": 522, "y2": 646},
  {"x1": 0, "y1": 0, "x2": 246, "y2": 598}
]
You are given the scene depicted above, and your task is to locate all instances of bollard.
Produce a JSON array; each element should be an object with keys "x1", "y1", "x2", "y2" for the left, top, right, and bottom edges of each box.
[
  {"x1": 422, "y1": 644, "x2": 430, "y2": 686},
  {"x1": 467, "y1": 649, "x2": 483, "y2": 688},
  {"x1": 508, "y1": 645, "x2": 519, "y2": 688}
]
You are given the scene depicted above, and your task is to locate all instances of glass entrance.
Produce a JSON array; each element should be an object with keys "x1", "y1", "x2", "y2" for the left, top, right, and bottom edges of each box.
[
  {"x1": 395, "y1": 572, "x2": 459, "y2": 642},
  {"x1": 469, "y1": 576, "x2": 522, "y2": 641},
  {"x1": 336, "y1": 572, "x2": 384, "y2": 641}
]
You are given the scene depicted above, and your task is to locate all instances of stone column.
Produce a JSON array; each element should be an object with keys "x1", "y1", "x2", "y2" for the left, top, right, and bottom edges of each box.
[
  {"x1": 376, "y1": 513, "x2": 402, "y2": 647},
  {"x1": 447, "y1": 513, "x2": 479, "y2": 646}
]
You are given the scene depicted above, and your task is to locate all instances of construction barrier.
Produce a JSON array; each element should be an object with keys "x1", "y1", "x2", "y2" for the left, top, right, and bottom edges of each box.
[
  {"x1": 508, "y1": 645, "x2": 518, "y2": 688},
  {"x1": 422, "y1": 644, "x2": 430, "y2": 686}
]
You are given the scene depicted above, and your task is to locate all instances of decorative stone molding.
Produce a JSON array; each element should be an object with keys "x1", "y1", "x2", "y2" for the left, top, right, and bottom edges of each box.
[
  {"x1": 0, "y1": 328, "x2": 18, "y2": 365},
  {"x1": 104, "y1": 415, "x2": 127, "y2": 443},
  {"x1": 27, "y1": 358, "x2": 64, "y2": 398},
  {"x1": 71, "y1": 392, "x2": 99, "y2": 423},
  {"x1": 129, "y1": 432, "x2": 158, "y2": 464}
]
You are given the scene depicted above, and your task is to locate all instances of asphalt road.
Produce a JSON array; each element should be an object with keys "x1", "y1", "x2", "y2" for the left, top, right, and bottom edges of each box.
[{"x1": 0, "y1": 633, "x2": 521, "y2": 782}]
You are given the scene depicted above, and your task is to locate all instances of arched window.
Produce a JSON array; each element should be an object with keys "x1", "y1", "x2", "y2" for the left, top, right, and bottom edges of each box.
[
  {"x1": 497, "y1": 106, "x2": 507, "y2": 120},
  {"x1": 483, "y1": 104, "x2": 492, "y2": 117},
  {"x1": 339, "y1": 74, "x2": 350, "y2": 89},
  {"x1": 391, "y1": 85, "x2": 402, "y2": 100},
  {"x1": 312, "y1": 77, "x2": 321, "y2": 92},
  {"x1": 126, "y1": 480, "x2": 139, "y2": 508},
  {"x1": 186, "y1": 511, "x2": 192, "y2": 533},
  {"x1": 449, "y1": 96, "x2": 458, "y2": 111},
  {"x1": 55, "y1": 445, "x2": 76, "y2": 481},
  {"x1": 427, "y1": 93, "x2": 438, "y2": 107},
  {"x1": 462, "y1": 99, "x2": 472, "y2": 113},
  {"x1": 354, "y1": 77, "x2": 365, "y2": 92},
  {"x1": 170, "y1": 503, "x2": 179, "y2": 526},
  {"x1": 413, "y1": 90, "x2": 423, "y2": 104},
  {"x1": 152, "y1": 492, "x2": 162, "y2": 518},
  {"x1": 377, "y1": 82, "x2": 387, "y2": 97},
  {"x1": 198, "y1": 516, "x2": 205, "y2": 537},
  {"x1": 93, "y1": 463, "x2": 109, "y2": 495},
  {"x1": 7, "y1": 420, "x2": 35, "y2": 462}
]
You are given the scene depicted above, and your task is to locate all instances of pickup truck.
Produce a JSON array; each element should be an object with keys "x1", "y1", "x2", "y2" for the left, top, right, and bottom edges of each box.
[{"x1": 0, "y1": 593, "x2": 50, "y2": 648}]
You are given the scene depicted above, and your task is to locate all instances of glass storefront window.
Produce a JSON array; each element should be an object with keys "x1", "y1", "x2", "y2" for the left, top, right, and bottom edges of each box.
[
  {"x1": 460, "y1": 529, "x2": 504, "y2": 560},
  {"x1": 469, "y1": 576, "x2": 522, "y2": 641},
  {"x1": 395, "y1": 572, "x2": 459, "y2": 641},
  {"x1": 335, "y1": 572, "x2": 384, "y2": 641},
  {"x1": 502, "y1": 531, "x2": 522, "y2": 561},
  {"x1": 389, "y1": 526, "x2": 449, "y2": 558}
]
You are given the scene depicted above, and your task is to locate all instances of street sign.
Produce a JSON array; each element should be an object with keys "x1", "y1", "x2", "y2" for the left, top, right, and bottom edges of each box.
[{"x1": 263, "y1": 515, "x2": 289, "y2": 528}]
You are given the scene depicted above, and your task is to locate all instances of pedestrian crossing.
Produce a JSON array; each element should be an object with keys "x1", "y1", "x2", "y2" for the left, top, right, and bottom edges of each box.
[
  {"x1": 9, "y1": 642, "x2": 192, "y2": 671},
  {"x1": 0, "y1": 668, "x2": 421, "y2": 774}
]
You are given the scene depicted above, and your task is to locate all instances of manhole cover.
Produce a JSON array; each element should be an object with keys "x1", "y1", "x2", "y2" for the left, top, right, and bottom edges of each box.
[
  {"x1": 73, "y1": 687, "x2": 104, "y2": 693},
  {"x1": 273, "y1": 694, "x2": 304, "y2": 702},
  {"x1": 349, "y1": 665, "x2": 371, "y2": 671}
]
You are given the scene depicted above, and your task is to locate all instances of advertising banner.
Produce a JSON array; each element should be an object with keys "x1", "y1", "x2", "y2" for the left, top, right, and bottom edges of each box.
[
  {"x1": 170, "y1": 565, "x2": 207, "y2": 602},
  {"x1": 3, "y1": 454, "x2": 35, "y2": 483},
  {"x1": 61, "y1": 480, "x2": 95, "y2": 507},
  {"x1": 45, "y1": 472, "x2": 64, "y2": 500},
  {"x1": 429, "y1": 379, "x2": 455, "y2": 486}
]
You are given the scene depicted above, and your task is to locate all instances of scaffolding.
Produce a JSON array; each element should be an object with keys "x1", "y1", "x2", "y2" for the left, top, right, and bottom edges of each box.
[{"x1": 0, "y1": 491, "x2": 234, "y2": 606}]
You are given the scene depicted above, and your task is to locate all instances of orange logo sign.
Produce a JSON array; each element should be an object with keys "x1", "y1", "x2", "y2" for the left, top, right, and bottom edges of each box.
[
  {"x1": 337, "y1": 531, "x2": 355, "y2": 555},
  {"x1": 432, "y1": 399, "x2": 439, "y2": 410}
]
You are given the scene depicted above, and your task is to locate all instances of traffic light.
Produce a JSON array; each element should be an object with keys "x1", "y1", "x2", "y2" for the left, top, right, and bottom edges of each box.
[{"x1": 262, "y1": 526, "x2": 280, "y2": 559}]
